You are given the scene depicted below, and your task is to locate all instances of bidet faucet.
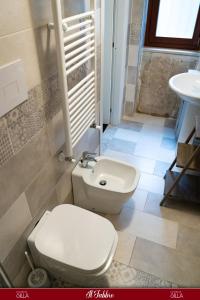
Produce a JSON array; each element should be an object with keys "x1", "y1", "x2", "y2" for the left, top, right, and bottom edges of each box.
[{"x1": 80, "y1": 151, "x2": 97, "y2": 168}]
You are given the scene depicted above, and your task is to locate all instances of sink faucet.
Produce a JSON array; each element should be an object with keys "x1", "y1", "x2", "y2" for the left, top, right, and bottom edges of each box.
[{"x1": 80, "y1": 151, "x2": 97, "y2": 168}]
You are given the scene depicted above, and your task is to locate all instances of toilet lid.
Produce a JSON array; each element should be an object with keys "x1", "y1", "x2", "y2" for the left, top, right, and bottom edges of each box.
[{"x1": 35, "y1": 205, "x2": 117, "y2": 274}]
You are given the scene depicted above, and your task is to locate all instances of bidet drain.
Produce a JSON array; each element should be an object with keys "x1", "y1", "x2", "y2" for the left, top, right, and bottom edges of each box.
[{"x1": 99, "y1": 180, "x2": 107, "y2": 186}]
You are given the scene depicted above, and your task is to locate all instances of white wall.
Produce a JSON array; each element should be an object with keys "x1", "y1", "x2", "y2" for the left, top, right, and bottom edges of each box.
[
  {"x1": 110, "y1": 0, "x2": 130, "y2": 125},
  {"x1": 102, "y1": 0, "x2": 114, "y2": 124}
]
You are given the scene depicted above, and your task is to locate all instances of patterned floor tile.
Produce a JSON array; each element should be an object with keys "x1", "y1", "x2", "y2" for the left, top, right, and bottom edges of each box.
[{"x1": 52, "y1": 261, "x2": 175, "y2": 288}]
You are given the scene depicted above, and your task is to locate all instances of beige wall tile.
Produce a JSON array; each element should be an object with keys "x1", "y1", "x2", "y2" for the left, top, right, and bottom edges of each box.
[
  {"x1": 0, "y1": 0, "x2": 54, "y2": 37},
  {"x1": 33, "y1": 26, "x2": 57, "y2": 80},
  {"x1": 0, "y1": 193, "x2": 32, "y2": 262},
  {"x1": 13, "y1": 261, "x2": 30, "y2": 288},
  {"x1": 124, "y1": 101, "x2": 134, "y2": 116},
  {"x1": 2, "y1": 230, "x2": 28, "y2": 282},
  {"x1": 0, "y1": 29, "x2": 41, "y2": 89},
  {"x1": 29, "y1": 0, "x2": 53, "y2": 29},
  {"x1": 64, "y1": 191, "x2": 74, "y2": 204},
  {"x1": 46, "y1": 111, "x2": 65, "y2": 156},
  {"x1": 2, "y1": 188, "x2": 58, "y2": 282},
  {"x1": 73, "y1": 127, "x2": 100, "y2": 159},
  {"x1": 0, "y1": 0, "x2": 101, "y2": 286},
  {"x1": 0, "y1": 129, "x2": 51, "y2": 218},
  {"x1": 125, "y1": 84, "x2": 136, "y2": 103},
  {"x1": 25, "y1": 156, "x2": 65, "y2": 216},
  {"x1": 56, "y1": 169, "x2": 74, "y2": 204},
  {"x1": 0, "y1": 27, "x2": 57, "y2": 90},
  {"x1": 128, "y1": 45, "x2": 139, "y2": 67},
  {"x1": 0, "y1": 0, "x2": 32, "y2": 37}
]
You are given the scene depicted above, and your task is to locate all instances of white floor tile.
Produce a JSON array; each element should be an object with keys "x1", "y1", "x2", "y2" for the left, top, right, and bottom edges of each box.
[
  {"x1": 139, "y1": 173, "x2": 165, "y2": 194},
  {"x1": 134, "y1": 143, "x2": 175, "y2": 163},
  {"x1": 106, "y1": 208, "x2": 178, "y2": 249},
  {"x1": 130, "y1": 210, "x2": 178, "y2": 249},
  {"x1": 134, "y1": 143, "x2": 160, "y2": 160},
  {"x1": 114, "y1": 128, "x2": 141, "y2": 143},
  {"x1": 114, "y1": 231, "x2": 136, "y2": 265},
  {"x1": 156, "y1": 148, "x2": 176, "y2": 163},
  {"x1": 125, "y1": 189, "x2": 148, "y2": 211},
  {"x1": 130, "y1": 156, "x2": 156, "y2": 174}
]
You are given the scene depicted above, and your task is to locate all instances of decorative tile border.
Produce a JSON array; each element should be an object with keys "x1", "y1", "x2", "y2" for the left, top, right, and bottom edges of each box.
[
  {"x1": 0, "y1": 118, "x2": 14, "y2": 166},
  {"x1": 0, "y1": 63, "x2": 89, "y2": 168}
]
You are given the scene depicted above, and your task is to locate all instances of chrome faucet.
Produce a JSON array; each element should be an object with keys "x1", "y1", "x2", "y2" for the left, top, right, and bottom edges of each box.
[{"x1": 80, "y1": 151, "x2": 97, "y2": 168}]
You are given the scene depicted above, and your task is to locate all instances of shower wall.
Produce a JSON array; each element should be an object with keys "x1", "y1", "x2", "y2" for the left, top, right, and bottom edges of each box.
[
  {"x1": 124, "y1": 0, "x2": 145, "y2": 116},
  {"x1": 137, "y1": 50, "x2": 198, "y2": 118},
  {"x1": 0, "y1": 0, "x2": 101, "y2": 287}
]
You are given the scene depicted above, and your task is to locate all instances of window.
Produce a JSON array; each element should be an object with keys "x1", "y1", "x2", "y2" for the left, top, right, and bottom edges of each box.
[{"x1": 145, "y1": 0, "x2": 200, "y2": 50}]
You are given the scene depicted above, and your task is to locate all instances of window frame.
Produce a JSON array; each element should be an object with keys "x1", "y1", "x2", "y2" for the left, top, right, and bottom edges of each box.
[{"x1": 145, "y1": 0, "x2": 200, "y2": 50}]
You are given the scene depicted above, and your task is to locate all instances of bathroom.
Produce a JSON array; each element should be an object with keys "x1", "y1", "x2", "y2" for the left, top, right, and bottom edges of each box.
[{"x1": 0, "y1": 0, "x2": 200, "y2": 290}]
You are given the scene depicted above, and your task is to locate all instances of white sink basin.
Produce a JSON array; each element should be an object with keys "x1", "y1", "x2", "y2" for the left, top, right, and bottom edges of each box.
[
  {"x1": 72, "y1": 156, "x2": 140, "y2": 214},
  {"x1": 169, "y1": 71, "x2": 200, "y2": 106},
  {"x1": 84, "y1": 157, "x2": 139, "y2": 193}
]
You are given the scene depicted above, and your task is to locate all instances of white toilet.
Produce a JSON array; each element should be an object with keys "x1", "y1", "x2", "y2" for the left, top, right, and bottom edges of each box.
[{"x1": 27, "y1": 204, "x2": 118, "y2": 286}]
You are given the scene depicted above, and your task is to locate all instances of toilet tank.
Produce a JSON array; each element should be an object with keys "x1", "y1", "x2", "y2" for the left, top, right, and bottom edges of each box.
[{"x1": 27, "y1": 211, "x2": 51, "y2": 267}]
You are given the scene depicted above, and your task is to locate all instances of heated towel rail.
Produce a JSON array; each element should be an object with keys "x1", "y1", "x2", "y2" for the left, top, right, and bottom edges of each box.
[{"x1": 50, "y1": 0, "x2": 98, "y2": 160}]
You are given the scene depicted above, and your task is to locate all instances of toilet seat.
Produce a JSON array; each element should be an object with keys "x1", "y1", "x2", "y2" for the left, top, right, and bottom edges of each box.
[{"x1": 34, "y1": 204, "x2": 117, "y2": 275}]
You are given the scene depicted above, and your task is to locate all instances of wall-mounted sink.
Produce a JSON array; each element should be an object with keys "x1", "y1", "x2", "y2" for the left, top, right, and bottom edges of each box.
[{"x1": 169, "y1": 71, "x2": 200, "y2": 106}]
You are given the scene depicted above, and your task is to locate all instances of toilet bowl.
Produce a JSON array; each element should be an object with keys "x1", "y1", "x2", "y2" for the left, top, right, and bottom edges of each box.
[
  {"x1": 27, "y1": 204, "x2": 118, "y2": 286},
  {"x1": 72, "y1": 156, "x2": 140, "y2": 214}
]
